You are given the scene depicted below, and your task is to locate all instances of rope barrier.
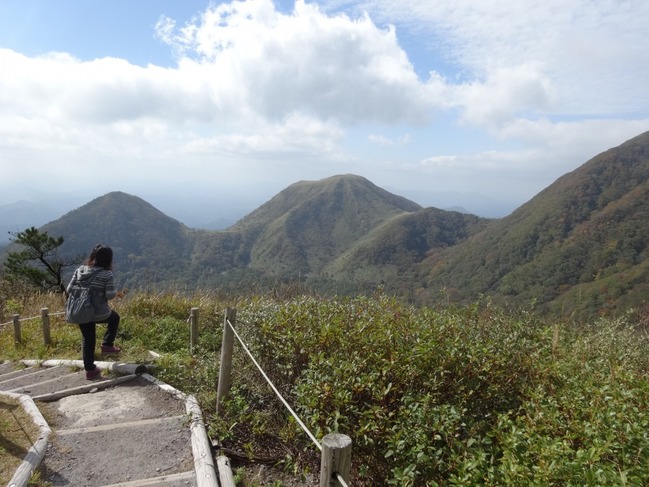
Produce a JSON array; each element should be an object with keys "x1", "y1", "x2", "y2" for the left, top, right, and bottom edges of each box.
[
  {"x1": 226, "y1": 318, "x2": 323, "y2": 452},
  {"x1": 0, "y1": 310, "x2": 65, "y2": 327}
]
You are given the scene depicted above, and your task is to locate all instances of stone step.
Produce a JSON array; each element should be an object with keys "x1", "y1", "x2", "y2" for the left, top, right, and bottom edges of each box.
[
  {"x1": 0, "y1": 360, "x2": 16, "y2": 375},
  {"x1": 13, "y1": 368, "x2": 111, "y2": 397},
  {"x1": 0, "y1": 365, "x2": 37, "y2": 382},
  {"x1": 0, "y1": 365, "x2": 74, "y2": 392}
]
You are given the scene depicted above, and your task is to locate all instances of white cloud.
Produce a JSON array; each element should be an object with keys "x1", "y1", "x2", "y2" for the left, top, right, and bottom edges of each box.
[
  {"x1": 453, "y1": 64, "x2": 557, "y2": 130},
  {"x1": 156, "y1": 0, "x2": 438, "y2": 124},
  {"x1": 1, "y1": 0, "x2": 648, "y2": 213},
  {"x1": 341, "y1": 0, "x2": 649, "y2": 116}
]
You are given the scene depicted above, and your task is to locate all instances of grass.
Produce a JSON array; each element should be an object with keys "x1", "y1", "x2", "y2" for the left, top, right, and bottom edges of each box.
[{"x1": 0, "y1": 395, "x2": 41, "y2": 485}]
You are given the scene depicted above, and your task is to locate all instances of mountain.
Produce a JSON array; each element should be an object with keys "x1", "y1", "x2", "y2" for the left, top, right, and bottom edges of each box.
[
  {"x1": 40, "y1": 192, "x2": 194, "y2": 289},
  {"x1": 229, "y1": 174, "x2": 423, "y2": 275},
  {"x1": 322, "y1": 207, "x2": 489, "y2": 291},
  {"x1": 186, "y1": 174, "x2": 439, "y2": 289},
  {"x1": 417, "y1": 131, "x2": 649, "y2": 318},
  {"x1": 4, "y1": 131, "x2": 649, "y2": 320}
]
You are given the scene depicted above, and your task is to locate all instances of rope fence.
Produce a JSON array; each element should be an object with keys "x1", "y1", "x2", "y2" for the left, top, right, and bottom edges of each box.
[
  {"x1": 227, "y1": 317, "x2": 322, "y2": 451},
  {"x1": 229, "y1": 320, "x2": 350, "y2": 487},
  {"x1": 2, "y1": 306, "x2": 352, "y2": 486},
  {"x1": 217, "y1": 308, "x2": 352, "y2": 487}
]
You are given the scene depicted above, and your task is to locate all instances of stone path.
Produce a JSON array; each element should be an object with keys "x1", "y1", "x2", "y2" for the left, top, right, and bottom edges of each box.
[{"x1": 0, "y1": 360, "x2": 220, "y2": 487}]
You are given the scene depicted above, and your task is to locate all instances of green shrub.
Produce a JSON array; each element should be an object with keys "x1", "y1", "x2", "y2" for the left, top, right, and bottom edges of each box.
[{"x1": 2, "y1": 290, "x2": 649, "y2": 486}]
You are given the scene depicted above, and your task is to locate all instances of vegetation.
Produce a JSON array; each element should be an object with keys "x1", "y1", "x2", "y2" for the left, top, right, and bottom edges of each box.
[
  {"x1": 3, "y1": 227, "x2": 80, "y2": 295},
  {"x1": 2, "y1": 288, "x2": 649, "y2": 486}
]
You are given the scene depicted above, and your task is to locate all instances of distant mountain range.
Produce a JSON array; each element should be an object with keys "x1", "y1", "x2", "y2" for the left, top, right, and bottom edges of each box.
[{"x1": 2, "y1": 131, "x2": 649, "y2": 320}]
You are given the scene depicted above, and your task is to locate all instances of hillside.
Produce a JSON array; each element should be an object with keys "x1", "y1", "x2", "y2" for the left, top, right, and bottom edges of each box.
[
  {"x1": 194, "y1": 174, "x2": 424, "y2": 279},
  {"x1": 40, "y1": 192, "x2": 194, "y2": 289},
  {"x1": 418, "y1": 131, "x2": 649, "y2": 318},
  {"x1": 322, "y1": 207, "x2": 489, "y2": 292}
]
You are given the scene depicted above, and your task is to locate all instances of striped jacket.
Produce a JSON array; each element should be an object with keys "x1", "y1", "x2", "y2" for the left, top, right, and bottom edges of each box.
[{"x1": 66, "y1": 265, "x2": 116, "y2": 321}]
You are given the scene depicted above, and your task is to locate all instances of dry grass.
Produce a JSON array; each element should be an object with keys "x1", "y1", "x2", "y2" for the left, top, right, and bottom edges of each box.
[{"x1": 0, "y1": 395, "x2": 41, "y2": 485}]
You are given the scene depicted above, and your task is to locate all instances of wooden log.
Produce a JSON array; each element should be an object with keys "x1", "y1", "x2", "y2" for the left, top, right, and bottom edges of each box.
[
  {"x1": 13, "y1": 314, "x2": 21, "y2": 345},
  {"x1": 190, "y1": 307, "x2": 199, "y2": 354},
  {"x1": 2, "y1": 391, "x2": 52, "y2": 487},
  {"x1": 95, "y1": 470, "x2": 195, "y2": 486},
  {"x1": 20, "y1": 359, "x2": 149, "y2": 375},
  {"x1": 216, "y1": 455, "x2": 236, "y2": 487},
  {"x1": 216, "y1": 307, "x2": 236, "y2": 414},
  {"x1": 186, "y1": 394, "x2": 218, "y2": 487},
  {"x1": 139, "y1": 373, "x2": 188, "y2": 401},
  {"x1": 319, "y1": 433, "x2": 352, "y2": 487},
  {"x1": 41, "y1": 308, "x2": 51, "y2": 346}
]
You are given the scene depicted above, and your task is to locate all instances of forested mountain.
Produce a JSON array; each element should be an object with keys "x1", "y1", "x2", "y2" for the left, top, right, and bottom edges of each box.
[
  {"x1": 3, "y1": 131, "x2": 649, "y2": 319},
  {"x1": 417, "y1": 131, "x2": 649, "y2": 318},
  {"x1": 40, "y1": 192, "x2": 195, "y2": 289},
  {"x1": 184, "y1": 174, "x2": 436, "y2": 289}
]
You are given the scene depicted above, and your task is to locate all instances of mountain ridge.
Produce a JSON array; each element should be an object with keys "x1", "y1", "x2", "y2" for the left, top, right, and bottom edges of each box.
[{"x1": 3, "y1": 131, "x2": 649, "y2": 319}]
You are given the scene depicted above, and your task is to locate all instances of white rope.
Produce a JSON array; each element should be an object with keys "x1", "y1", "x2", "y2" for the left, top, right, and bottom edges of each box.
[
  {"x1": 335, "y1": 472, "x2": 350, "y2": 487},
  {"x1": 226, "y1": 318, "x2": 322, "y2": 452},
  {"x1": 0, "y1": 310, "x2": 65, "y2": 327}
]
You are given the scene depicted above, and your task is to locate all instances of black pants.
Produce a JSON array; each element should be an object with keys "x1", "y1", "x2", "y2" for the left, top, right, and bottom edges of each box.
[{"x1": 78, "y1": 310, "x2": 120, "y2": 371}]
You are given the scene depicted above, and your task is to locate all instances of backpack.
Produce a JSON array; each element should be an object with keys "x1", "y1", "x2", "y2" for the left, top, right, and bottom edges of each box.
[{"x1": 66, "y1": 270, "x2": 99, "y2": 324}]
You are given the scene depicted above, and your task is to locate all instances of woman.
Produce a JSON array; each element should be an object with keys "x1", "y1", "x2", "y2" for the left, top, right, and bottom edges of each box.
[{"x1": 67, "y1": 244, "x2": 122, "y2": 380}]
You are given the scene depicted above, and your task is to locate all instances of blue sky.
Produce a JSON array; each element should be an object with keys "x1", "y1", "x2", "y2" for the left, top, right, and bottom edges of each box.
[{"x1": 1, "y1": 0, "x2": 648, "y2": 219}]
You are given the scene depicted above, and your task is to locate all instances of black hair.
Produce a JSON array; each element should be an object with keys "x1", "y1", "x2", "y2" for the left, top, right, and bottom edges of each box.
[{"x1": 86, "y1": 244, "x2": 113, "y2": 270}]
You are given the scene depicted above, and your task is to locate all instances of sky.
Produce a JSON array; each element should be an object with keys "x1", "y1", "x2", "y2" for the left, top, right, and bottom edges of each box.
[{"x1": 1, "y1": 0, "x2": 648, "y2": 221}]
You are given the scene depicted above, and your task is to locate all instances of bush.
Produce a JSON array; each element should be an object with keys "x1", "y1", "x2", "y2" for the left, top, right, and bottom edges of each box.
[{"x1": 2, "y1": 290, "x2": 649, "y2": 486}]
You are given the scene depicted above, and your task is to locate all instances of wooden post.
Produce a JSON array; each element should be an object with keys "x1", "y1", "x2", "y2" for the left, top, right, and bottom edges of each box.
[
  {"x1": 216, "y1": 307, "x2": 236, "y2": 415},
  {"x1": 13, "y1": 314, "x2": 21, "y2": 346},
  {"x1": 190, "y1": 307, "x2": 199, "y2": 354},
  {"x1": 319, "y1": 433, "x2": 352, "y2": 487},
  {"x1": 41, "y1": 308, "x2": 51, "y2": 346},
  {"x1": 216, "y1": 455, "x2": 236, "y2": 487}
]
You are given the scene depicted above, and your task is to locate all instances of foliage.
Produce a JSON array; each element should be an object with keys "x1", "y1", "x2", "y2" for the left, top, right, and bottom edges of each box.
[
  {"x1": 3, "y1": 227, "x2": 79, "y2": 295},
  {"x1": 2, "y1": 289, "x2": 649, "y2": 486}
]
